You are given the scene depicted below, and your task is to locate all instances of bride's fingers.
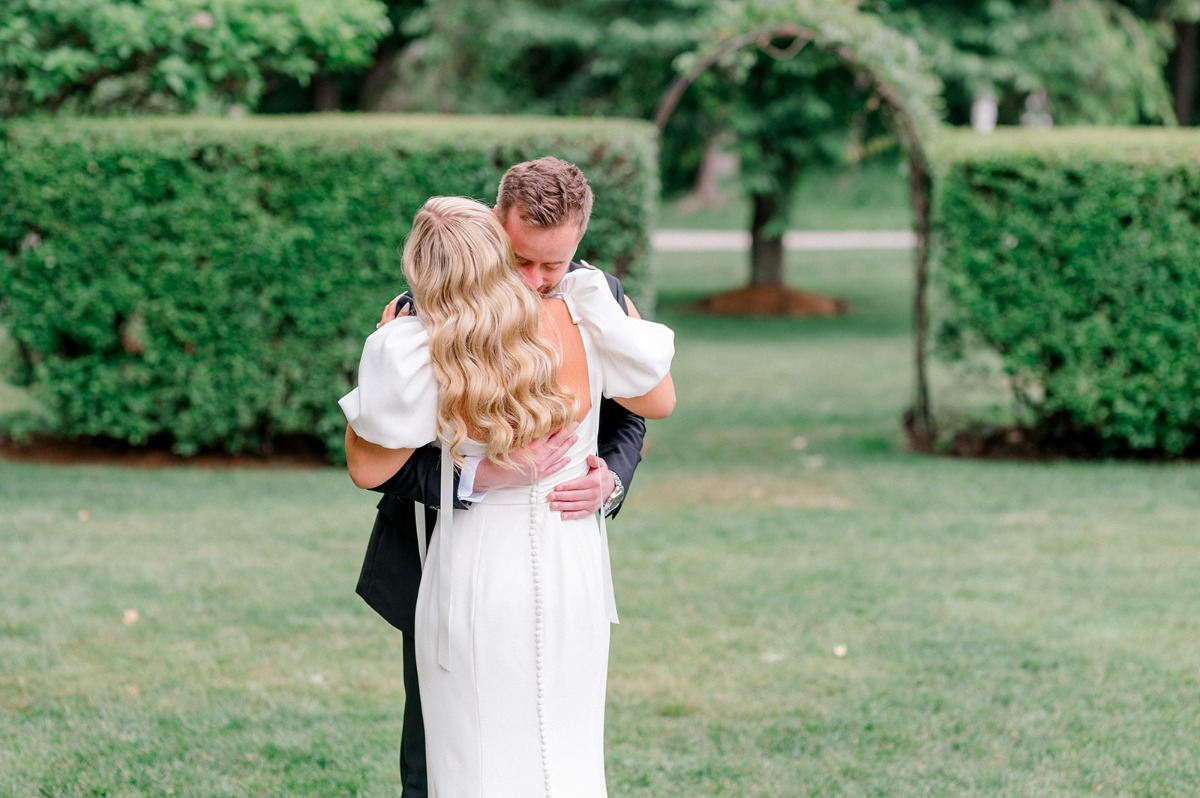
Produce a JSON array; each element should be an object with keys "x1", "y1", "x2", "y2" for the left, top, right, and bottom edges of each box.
[{"x1": 376, "y1": 296, "x2": 408, "y2": 329}]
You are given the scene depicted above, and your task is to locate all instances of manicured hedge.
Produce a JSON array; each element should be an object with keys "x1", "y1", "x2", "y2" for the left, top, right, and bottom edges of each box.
[
  {"x1": 930, "y1": 127, "x2": 1200, "y2": 456},
  {"x1": 0, "y1": 114, "x2": 659, "y2": 457}
]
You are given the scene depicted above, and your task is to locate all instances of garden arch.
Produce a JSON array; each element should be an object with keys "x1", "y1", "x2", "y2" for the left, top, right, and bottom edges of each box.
[{"x1": 653, "y1": 20, "x2": 939, "y2": 447}]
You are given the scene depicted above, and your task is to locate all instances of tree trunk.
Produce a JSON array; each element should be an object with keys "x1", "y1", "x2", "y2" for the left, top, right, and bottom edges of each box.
[
  {"x1": 313, "y1": 74, "x2": 341, "y2": 111},
  {"x1": 357, "y1": 45, "x2": 399, "y2": 111},
  {"x1": 691, "y1": 140, "x2": 727, "y2": 207},
  {"x1": 908, "y1": 158, "x2": 935, "y2": 449},
  {"x1": 1174, "y1": 22, "x2": 1197, "y2": 126},
  {"x1": 749, "y1": 192, "x2": 785, "y2": 288},
  {"x1": 674, "y1": 139, "x2": 733, "y2": 212}
]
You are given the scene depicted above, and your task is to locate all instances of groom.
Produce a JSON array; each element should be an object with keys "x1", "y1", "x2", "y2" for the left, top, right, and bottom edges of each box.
[{"x1": 356, "y1": 157, "x2": 647, "y2": 798}]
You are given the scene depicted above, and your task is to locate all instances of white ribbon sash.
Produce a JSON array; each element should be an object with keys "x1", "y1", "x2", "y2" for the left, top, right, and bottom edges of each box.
[{"x1": 598, "y1": 511, "x2": 619, "y2": 625}]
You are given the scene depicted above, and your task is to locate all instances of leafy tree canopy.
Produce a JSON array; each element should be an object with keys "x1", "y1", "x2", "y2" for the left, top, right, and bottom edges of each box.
[
  {"x1": 404, "y1": 0, "x2": 703, "y2": 116},
  {"x1": 0, "y1": 0, "x2": 391, "y2": 117},
  {"x1": 668, "y1": 0, "x2": 940, "y2": 284},
  {"x1": 871, "y1": 0, "x2": 1180, "y2": 125},
  {"x1": 690, "y1": 0, "x2": 943, "y2": 139}
]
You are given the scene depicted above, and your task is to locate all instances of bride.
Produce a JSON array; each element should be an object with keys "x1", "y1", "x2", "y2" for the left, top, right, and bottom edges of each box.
[{"x1": 339, "y1": 196, "x2": 674, "y2": 797}]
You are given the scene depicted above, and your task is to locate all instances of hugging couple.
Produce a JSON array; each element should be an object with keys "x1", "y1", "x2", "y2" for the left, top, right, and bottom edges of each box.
[{"x1": 339, "y1": 156, "x2": 676, "y2": 797}]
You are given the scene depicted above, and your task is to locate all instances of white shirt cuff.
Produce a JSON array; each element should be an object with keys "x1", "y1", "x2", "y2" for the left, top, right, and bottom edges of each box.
[{"x1": 457, "y1": 455, "x2": 487, "y2": 503}]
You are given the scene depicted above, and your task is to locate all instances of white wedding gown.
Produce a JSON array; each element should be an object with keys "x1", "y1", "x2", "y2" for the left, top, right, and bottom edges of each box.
[{"x1": 340, "y1": 268, "x2": 674, "y2": 798}]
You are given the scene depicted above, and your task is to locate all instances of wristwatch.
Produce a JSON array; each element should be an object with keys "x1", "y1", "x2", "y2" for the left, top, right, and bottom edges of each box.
[{"x1": 601, "y1": 473, "x2": 625, "y2": 516}]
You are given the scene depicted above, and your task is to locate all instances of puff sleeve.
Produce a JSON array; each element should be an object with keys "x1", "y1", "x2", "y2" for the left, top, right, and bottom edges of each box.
[
  {"x1": 556, "y1": 268, "x2": 674, "y2": 399},
  {"x1": 338, "y1": 316, "x2": 440, "y2": 449}
]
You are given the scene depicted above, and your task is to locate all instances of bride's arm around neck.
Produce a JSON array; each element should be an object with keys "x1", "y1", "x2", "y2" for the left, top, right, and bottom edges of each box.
[
  {"x1": 611, "y1": 296, "x2": 675, "y2": 419},
  {"x1": 614, "y1": 373, "x2": 675, "y2": 419}
]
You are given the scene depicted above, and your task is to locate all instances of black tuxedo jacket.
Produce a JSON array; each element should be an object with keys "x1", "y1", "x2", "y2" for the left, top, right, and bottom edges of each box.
[{"x1": 355, "y1": 264, "x2": 647, "y2": 635}]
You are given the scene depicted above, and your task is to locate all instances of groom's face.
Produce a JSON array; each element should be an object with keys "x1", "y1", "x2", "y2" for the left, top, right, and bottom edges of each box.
[{"x1": 498, "y1": 207, "x2": 583, "y2": 295}]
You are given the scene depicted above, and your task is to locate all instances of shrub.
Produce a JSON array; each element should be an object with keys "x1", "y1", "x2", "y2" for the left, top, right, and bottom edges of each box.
[
  {"x1": 930, "y1": 127, "x2": 1200, "y2": 457},
  {"x1": 0, "y1": 114, "x2": 659, "y2": 457}
]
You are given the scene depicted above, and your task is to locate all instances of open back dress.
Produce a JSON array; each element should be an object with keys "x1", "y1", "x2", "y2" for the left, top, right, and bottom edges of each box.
[{"x1": 340, "y1": 268, "x2": 674, "y2": 797}]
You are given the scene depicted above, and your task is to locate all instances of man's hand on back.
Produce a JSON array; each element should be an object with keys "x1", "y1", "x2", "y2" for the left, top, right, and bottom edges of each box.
[
  {"x1": 474, "y1": 426, "x2": 577, "y2": 493},
  {"x1": 549, "y1": 455, "x2": 614, "y2": 520}
]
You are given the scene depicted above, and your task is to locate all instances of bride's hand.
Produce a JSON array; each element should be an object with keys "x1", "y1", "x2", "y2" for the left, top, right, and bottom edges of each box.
[
  {"x1": 473, "y1": 425, "x2": 577, "y2": 492},
  {"x1": 375, "y1": 295, "x2": 412, "y2": 330}
]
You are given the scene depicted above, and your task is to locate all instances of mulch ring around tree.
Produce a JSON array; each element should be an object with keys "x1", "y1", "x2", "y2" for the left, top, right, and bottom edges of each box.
[{"x1": 693, "y1": 285, "x2": 849, "y2": 317}]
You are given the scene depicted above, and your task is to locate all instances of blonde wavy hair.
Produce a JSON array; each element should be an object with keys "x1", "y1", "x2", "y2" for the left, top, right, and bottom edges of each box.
[{"x1": 402, "y1": 196, "x2": 577, "y2": 466}]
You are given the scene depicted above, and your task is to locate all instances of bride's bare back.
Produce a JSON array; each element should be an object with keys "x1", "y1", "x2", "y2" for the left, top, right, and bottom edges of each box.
[{"x1": 541, "y1": 297, "x2": 592, "y2": 422}]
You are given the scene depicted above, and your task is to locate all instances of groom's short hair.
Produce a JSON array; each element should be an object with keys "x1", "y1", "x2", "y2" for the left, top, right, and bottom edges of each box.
[{"x1": 496, "y1": 156, "x2": 594, "y2": 236}]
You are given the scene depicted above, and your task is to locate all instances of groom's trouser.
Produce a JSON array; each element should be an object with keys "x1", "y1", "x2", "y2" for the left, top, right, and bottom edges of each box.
[{"x1": 401, "y1": 630, "x2": 428, "y2": 798}]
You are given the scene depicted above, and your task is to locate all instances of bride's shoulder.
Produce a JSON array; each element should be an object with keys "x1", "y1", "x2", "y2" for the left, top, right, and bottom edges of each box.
[
  {"x1": 540, "y1": 294, "x2": 574, "y2": 323},
  {"x1": 339, "y1": 316, "x2": 438, "y2": 449},
  {"x1": 553, "y1": 265, "x2": 619, "y2": 318},
  {"x1": 354, "y1": 319, "x2": 436, "y2": 415},
  {"x1": 361, "y1": 316, "x2": 432, "y2": 371},
  {"x1": 559, "y1": 262, "x2": 612, "y2": 291}
]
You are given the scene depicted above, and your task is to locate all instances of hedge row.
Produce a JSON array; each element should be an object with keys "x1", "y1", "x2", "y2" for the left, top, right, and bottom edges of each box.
[
  {"x1": 930, "y1": 127, "x2": 1200, "y2": 456},
  {"x1": 0, "y1": 114, "x2": 659, "y2": 457}
]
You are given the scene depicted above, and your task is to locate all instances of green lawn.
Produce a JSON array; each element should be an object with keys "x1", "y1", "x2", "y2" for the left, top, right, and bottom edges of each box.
[{"x1": 3, "y1": 250, "x2": 1199, "y2": 796}]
